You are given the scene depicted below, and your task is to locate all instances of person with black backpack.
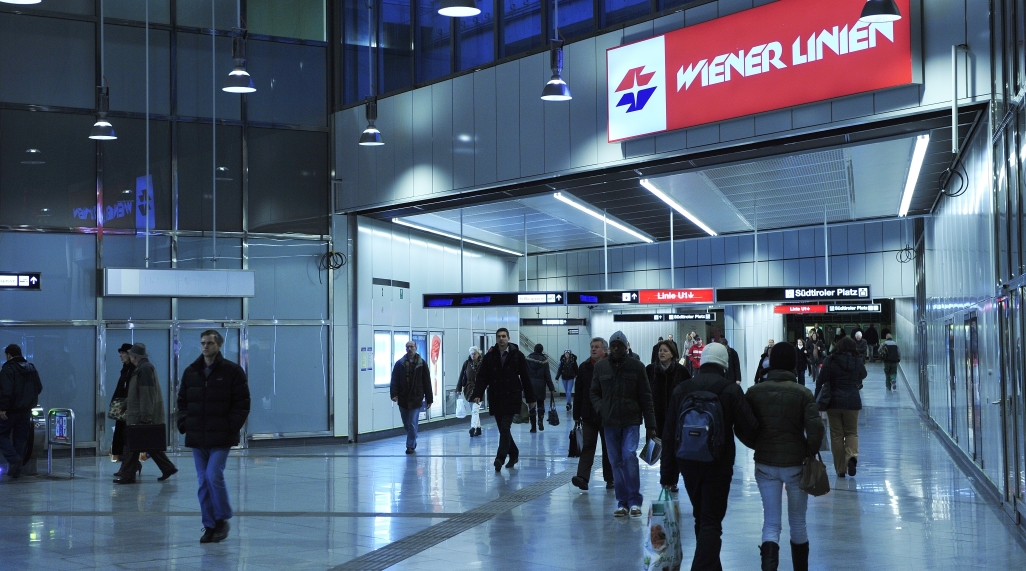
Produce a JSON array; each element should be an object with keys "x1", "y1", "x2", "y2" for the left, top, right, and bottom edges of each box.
[
  {"x1": 0, "y1": 344, "x2": 43, "y2": 480},
  {"x1": 879, "y1": 334, "x2": 901, "y2": 391},
  {"x1": 660, "y1": 342, "x2": 758, "y2": 570}
]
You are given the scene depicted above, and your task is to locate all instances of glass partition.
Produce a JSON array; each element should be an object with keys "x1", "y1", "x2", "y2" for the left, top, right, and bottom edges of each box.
[{"x1": 246, "y1": 325, "x2": 329, "y2": 434}]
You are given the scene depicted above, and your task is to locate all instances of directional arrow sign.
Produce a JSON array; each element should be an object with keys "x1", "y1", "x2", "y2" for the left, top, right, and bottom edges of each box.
[{"x1": 0, "y1": 272, "x2": 41, "y2": 291}]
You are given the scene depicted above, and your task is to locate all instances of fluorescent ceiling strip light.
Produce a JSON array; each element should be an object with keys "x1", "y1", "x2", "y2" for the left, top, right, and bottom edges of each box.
[
  {"x1": 898, "y1": 134, "x2": 931, "y2": 217},
  {"x1": 552, "y1": 192, "x2": 654, "y2": 243},
  {"x1": 392, "y1": 218, "x2": 524, "y2": 256},
  {"x1": 639, "y1": 179, "x2": 718, "y2": 236}
]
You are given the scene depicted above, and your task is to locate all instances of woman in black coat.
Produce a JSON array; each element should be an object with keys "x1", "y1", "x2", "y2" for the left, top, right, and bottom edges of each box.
[
  {"x1": 111, "y1": 344, "x2": 135, "y2": 477},
  {"x1": 645, "y1": 340, "x2": 691, "y2": 437},
  {"x1": 815, "y1": 337, "x2": 868, "y2": 478},
  {"x1": 795, "y1": 338, "x2": 809, "y2": 386}
]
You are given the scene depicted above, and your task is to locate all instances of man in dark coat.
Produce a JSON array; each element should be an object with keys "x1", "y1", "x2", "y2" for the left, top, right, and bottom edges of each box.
[
  {"x1": 720, "y1": 338, "x2": 742, "y2": 384},
  {"x1": 471, "y1": 328, "x2": 537, "y2": 472},
  {"x1": 591, "y1": 331, "x2": 656, "y2": 518},
  {"x1": 390, "y1": 340, "x2": 433, "y2": 453},
  {"x1": 525, "y1": 344, "x2": 555, "y2": 433},
  {"x1": 864, "y1": 323, "x2": 880, "y2": 361},
  {"x1": 0, "y1": 344, "x2": 42, "y2": 480},
  {"x1": 177, "y1": 330, "x2": 251, "y2": 544},
  {"x1": 661, "y1": 343, "x2": 758, "y2": 571},
  {"x1": 571, "y1": 337, "x2": 613, "y2": 491},
  {"x1": 115, "y1": 343, "x2": 177, "y2": 485}
]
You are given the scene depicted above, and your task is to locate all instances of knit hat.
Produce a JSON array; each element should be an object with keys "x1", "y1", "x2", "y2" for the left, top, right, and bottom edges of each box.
[
  {"x1": 700, "y1": 343, "x2": 729, "y2": 370},
  {"x1": 118, "y1": 343, "x2": 133, "y2": 353},
  {"x1": 769, "y1": 342, "x2": 797, "y2": 372},
  {"x1": 127, "y1": 343, "x2": 148, "y2": 359},
  {"x1": 534, "y1": 344, "x2": 543, "y2": 353},
  {"x1": 609, "y1": 330, "x2": 628, "y2": 347}
]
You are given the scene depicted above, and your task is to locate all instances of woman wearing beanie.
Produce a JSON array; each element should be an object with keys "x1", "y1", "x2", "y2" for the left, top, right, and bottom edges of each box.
[{"x1": 741, "y1": 342, "x2": 823, "y2": 571}]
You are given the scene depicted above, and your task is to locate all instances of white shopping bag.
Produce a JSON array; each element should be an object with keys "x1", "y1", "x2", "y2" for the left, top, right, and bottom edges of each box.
[
  {"x1": 455, "y1": 396, "x2": 468, "y2": 419},
  {"x1": 643, "y1": 489, "x2": 682, "y2": 571}
]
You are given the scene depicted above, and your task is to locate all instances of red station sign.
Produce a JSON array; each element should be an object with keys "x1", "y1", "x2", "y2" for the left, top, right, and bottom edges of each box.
[
  {"x1": 774, "y1": 305, "x2": 828, "y2": 314},
  {"x1": 639, "y1": 289, "x2": 715, "y2": 304}
]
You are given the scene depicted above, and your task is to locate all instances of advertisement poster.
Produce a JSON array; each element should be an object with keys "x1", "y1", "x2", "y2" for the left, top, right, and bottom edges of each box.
[{"x1": 428, "y1": 333, "x2": 443, "y2": 418}]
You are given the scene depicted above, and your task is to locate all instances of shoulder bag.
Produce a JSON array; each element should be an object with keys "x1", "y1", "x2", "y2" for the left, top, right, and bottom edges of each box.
[
  {"x1": 799, "y1": 452, "x2": 830, "y2": 497},
  {"x1": 547, "y1": 395, "x2": 560, "y2": 426},
  {"x1": 107, "y1": 397, "x2": 127, "y2": 421}
]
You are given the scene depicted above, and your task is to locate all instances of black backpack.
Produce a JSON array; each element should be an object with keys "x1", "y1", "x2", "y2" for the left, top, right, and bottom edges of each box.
[
  {"x1": 675, "y1": 379, "x2": 731, "y2": 462},
  {"x1": 882, "y1": 343, "x2": 901, "y2": 363}
]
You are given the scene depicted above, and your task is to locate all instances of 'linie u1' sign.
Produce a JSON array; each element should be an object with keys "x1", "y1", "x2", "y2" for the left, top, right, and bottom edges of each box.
[{"x1": 606, "y1": 0, "x2": 914, "y2": 142}]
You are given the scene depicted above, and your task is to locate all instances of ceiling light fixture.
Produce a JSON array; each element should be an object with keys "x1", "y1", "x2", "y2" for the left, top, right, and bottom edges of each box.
[
  {"x1": 90, "y1": 0, "x2": 117, "y2": 141},
  {"x1": 359, "y1": 100, "x2": 384, "y2": 146},
  {"x1": 438, "y1": 0, "x2": 480, "y2": 18},
  {"x1": 223, "y1": 31, "x2": 256, "y2": 93},
  {"x1": 898, "y1": 134, "x2": 930, "y2": 217},
  {"x1": 392, "y1": 218, "x2": 524, "y2": 256},
  {"x1": 0, "y1": 0, "x2": 42, "y2": 4},
  {"x1": 540, "y1": 0, "x2": 570, "y2": 101},
  {"x1": 640, "y1": 179, "x2": 717, "y2": 236},
  {"x1": 358, "y1": 0, "x2": 384, "y2": 146},
  {"x1": 20, "y1": 149, "x2": 45, "y2": 165},
  {"x1": 858, "y1": 0, "x2": 901, "y2": 23},
  {"x1": 552, "y1": 192, "x2": 654, "y2": 243}
]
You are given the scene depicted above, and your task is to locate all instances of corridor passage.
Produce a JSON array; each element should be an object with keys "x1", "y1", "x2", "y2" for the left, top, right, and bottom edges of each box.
[{"x1": 2, "y1": 364, "x2": 1024, "y2": 570}]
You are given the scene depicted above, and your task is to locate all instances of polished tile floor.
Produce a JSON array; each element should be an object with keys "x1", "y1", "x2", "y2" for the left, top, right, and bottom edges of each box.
[{"x1": 2, "y1": 363, "x2": 1025, "y2": 570}]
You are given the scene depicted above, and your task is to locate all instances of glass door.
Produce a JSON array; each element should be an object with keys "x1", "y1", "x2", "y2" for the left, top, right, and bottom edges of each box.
[
  {"x1": 173, "y1": 325, "x2": 243, "y2": 449},
  {"x1": 102, "y1": 326, "x2": 172, "y2": 454}
]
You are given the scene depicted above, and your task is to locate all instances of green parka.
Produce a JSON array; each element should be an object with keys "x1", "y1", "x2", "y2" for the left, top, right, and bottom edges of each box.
[{"x1": 741, "y1": 369, "x2": 823, "y2": 467}]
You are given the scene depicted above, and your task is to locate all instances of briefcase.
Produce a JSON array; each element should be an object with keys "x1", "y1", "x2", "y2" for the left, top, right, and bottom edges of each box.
[{"x1": 126, "y1": 423, "x2": 167, "y2": 452}]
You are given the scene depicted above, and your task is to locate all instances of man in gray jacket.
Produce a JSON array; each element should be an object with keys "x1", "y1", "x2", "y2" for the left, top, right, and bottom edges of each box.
[
  {"x1": 590, "y1": 331, "x2": 656, "y2": 518},
  {"x1": 115, "y1": 343, "x2": 177, "y2": 484}
]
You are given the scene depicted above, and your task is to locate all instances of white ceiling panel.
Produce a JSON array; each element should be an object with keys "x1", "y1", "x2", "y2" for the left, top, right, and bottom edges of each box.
[{"x1": 851, "y1": 137, "x2": 916, "y2": 219}]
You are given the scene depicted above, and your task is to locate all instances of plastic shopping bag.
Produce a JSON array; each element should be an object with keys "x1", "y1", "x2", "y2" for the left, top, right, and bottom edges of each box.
[
  {"x1": 455, "y1": 396, "x2": 468, "y2": 419},
  {"x1": 643, "y1": 489, "x2": 682, "y2": 571}
]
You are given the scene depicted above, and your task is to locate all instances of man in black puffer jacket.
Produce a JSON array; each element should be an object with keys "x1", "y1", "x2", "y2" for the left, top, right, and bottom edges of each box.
[
  {"x1": 525, "y1": 344, "x2": 555, "y2": 433},
  {"x1": 0, "y1": 344, "x2": 42, "y2": 479},
  {"x1": 177, "y1": 330, "x2": 250, "y2": 544},
  {"x1": 472, "y1": 328, "x2": 537, "y2": 472}
]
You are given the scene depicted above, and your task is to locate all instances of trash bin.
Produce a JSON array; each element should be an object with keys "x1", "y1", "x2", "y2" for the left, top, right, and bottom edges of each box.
[{"x1": 20, "y1": 407, "x2": 47, "y2": 476}]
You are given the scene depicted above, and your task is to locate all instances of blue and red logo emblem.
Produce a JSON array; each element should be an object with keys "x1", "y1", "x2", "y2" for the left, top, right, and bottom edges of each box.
[{"x1": 615, "y1": 67, "x2": 658, "y2": 113}]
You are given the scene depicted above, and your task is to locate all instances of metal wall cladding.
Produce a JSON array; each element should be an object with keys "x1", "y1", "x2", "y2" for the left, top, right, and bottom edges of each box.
[
  {"x1": 920, "y1": 117, "x2": 1005, "y2": 487},
  {"x1": 334, "y1": 0, "x2": 991, "y2": 213}
]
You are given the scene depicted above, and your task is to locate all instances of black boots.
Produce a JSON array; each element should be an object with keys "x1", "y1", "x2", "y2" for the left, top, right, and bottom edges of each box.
[
  {"x1": 760, "y1": 541, "x2": 779, "y2": 571},
  {"x1": 529, "y1": 409, "x2": 538, "y2": 433},
  {"x1": 790, "y1": 541, "x2": 809, "y2": 571}
]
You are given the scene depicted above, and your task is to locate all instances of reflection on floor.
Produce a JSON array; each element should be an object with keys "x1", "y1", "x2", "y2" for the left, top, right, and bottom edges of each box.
[{"x1": 1, "y1": 363, "x2": 1024, "y2": 570}]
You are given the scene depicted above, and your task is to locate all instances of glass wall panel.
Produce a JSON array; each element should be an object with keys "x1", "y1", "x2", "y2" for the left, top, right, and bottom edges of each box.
[
  {"x1": 0, "y1": 14, "x2": 94, "y2": 109},
  {"x1": 247, "y1": 128, "x2": 329, "y2": 234},
  {"x1": 176, "y1": 33, "x2": 242, "y2": 120},
  {"x1": 176, "y1": 237, "x2": 244, "y2": 320},
  {"x1": 553, "y1": 0, "x2": 594, "y2": 42},
  {"x1": 106, "y1": 26, "x2": 172, "y2": 115},
  {"x1": 0, "y1": 110, "x2": 96, "y2": 229},
  {"x1": 0, "y1": 327, "x2": 97, "y2": 442},
  {"x1": 501, "y1": 0, "x2": 542, "y2": 58},
  {"x1": 416, "y1": 0, "x2": 452, "y2": 83},
  {"x1": 246, "y1": 325, "x2": 329, "y2": 433},
  {"x1": 458, "y1": 7, "x2": 494, "y2": 71},
  {"x1": 248, "y1": 238, "x2": 328, "y2": 320},
  {"x1": 343, "y1": 0, "x2": 373, "y2": 105},
  {"x1": 101, "y1": 234, "x2": 173, "y2": 320},
  {"x1": 601, "y1": 0, "x2": 650, "y2": 28},
  {"x1": 102, "y1": 118, "x2": 172, "y2": 231},
  {"x1": 0, "y1": 233, "x2": 96, "y2": 321},
  {"x1": 248, "y1": 0, "x2": 326, "y2": 41},
  {"x1": 106, "y1": 0, "x2": 171, "y2": 24},
  {"x1": 176, "y1": 122, "x2": 243, "y2": 232},
  {"x1": 10, "y1": 0, "x2": 93, "y2": 16},
  {"x1": 176, "y1": 0, "x2": 237, "y2": 30},
  {"x1": 379, "y1": 0, "x2": 413, "y2": 95},
  {"x1": 657, "y1": 0, "x2": 689, "y2": 12},
  {"x1": 247, "y1": 40, "x2": 328, "y2": 127}
]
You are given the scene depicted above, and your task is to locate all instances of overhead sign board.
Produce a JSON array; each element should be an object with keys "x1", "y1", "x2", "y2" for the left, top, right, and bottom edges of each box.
[
  {"x1": 639, "y1": 289, "x2": 715, "y2": 304},
  {"x1": 828, "y1": 303, "x2": 882, "y2": 313},
  {"x1": 718, "y1": 286, "x2": 870, "y2": 303},
  {"x1": 614, "y1": 313, "x2": 715, "y2": 322},
  {"x1": 424, "y1": 291, "x2": 565, "y2": 308},
  {"x1": 774, "y1": 305, "x2": 828, "y2": 314},
  {"x1": 606, "y1": 0, "x2": 914, "y2": 141},
  {"x1": 567, "y1": 291, "x2": 640, "y2": 305},
  {"x1": 568, "y1": 328, "x2": 580, "y2": 335},
  {"x1": 0, "y1": 272, "x2": 41, "y2": 291},
  {"x1": 521, "y1": 318, "x2": 588, "y2": 326}
]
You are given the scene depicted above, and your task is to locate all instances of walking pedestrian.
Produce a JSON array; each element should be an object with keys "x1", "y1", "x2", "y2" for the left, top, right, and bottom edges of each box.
[
  {"x1": 646, "y1": 340, "x2": 690, "y2": 492},
  {"x1": 864, "y1": 323, "x2": 880, "y2": 362},
  {"x1": 177, "y1": 330, "x2": 251, "y2": 543},
  {"x1": 391, "y1": 340, "x2": 433, "y2": 453},
  {"x1": 0, "y1": 344, "x2": 43, "y2": 480},
  {"x1": 815, "y1": 337, "x2": 866, "y2": 478},
  {"x1": 721, "y1": 338, "x2": 742, "y2": 385},
  {"x1": 879, "y1": 334, "x2": 901, "y2": 391},
  {"x1": 742, "y1": 342, "x2": 822, "y2": 571},
  {"x1": 591, "y1": 331, "x2": 656, "y2": 517},
  {"x1": 456, "y1": 347, "x2": 483, "y2": 437},
  {"x1": 115, "y1": 343, "x2": 178, "y2": 485},
  {"x1": 555, "y1": 349, "x2": 578, "y2": 411},
  {"x1": 795, "y1": 338, "x2": 809, "y2": 386},
  {"x1": 110, "y1": 344, "x2": 134, "y2": 473},
  {"x1": 526, "y1": 344, "x2": 556, "y2": 433},
  {"x1": 660, "y1": 342, "x2": 758, "y2": 570},
  {"x1": 571, "y1": 337, "x2": 614, "y2": 491},
  {"x1": 471, "y1": 328, "x2": 537, "y2": 472}
]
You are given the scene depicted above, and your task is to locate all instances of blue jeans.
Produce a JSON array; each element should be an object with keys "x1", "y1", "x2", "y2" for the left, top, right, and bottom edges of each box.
[
  {"x1": 755, "y1": 463, "x2": 808, "y2": 544},
  {"x1": 193, "y1": 448, "x2": 232, "y2": 529},
  {"x1": 562, "y1": 378, "x2": 575, "y2": 406},
  {"x1": 604, "y1": 425, "x2": 642, "y2": 509},
  {"x1": 399, "y1": 406, "x2": 420, "y2": 450}
]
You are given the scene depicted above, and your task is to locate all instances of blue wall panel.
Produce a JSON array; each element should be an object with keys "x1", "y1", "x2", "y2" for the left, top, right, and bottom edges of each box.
[
  {"x1": 519, "y1": 54, "x2": 546, "y2": 177},
  {"x1": 495, "y1": 61, "x2": 521, "y2": 181},
  {"x1": 432, "y1": 82, "x2": 454, "y2": 193},
  {"x1": 451, "y1": 74, "x2": 476, "y2": 190},
  {"x1": 473, "y1": 68, "x2": 498, "y2": 186},
  {"x1": 568, "y1": 38, "x2": 599, "y2": 169}
]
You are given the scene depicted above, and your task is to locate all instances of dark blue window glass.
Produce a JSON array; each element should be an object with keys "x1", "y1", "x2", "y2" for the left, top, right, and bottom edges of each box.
[
  {"x1": 551, "y1": 0, "x2": 594, "y2": 42},
  {"x1": 416, "y1": 0, "x2": 452, "y2": 82},
  {"x1": 457, "y1": 4, "x2": 494, "y2": 71},
  {"x1": 501, "y1": 0, "x2": 542, "y2": 58},
  {"x1": 601, "y1": 0, "x2": 650, "y2": 28},
  {"x1": 343, "y1": 0, "x2": 372, "y2": 105},
  {"x1": 657, "y1": 0, "x2": 689, "y2": 11},
  {"x1": 379, "y1": 0, "x2": 413, "y2": 94}
]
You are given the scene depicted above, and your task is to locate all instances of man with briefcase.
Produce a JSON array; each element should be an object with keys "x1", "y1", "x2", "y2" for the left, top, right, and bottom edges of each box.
[{"x1": 114, "y1": 343, "x2": 178, "y2": 485}]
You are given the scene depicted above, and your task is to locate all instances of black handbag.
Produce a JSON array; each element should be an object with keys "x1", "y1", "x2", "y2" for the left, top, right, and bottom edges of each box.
[
  {"x1": 547, "y1": 396, "x2": 560, "y2": 426},
  {"x1": 125, "y1": 423, "x2": 167, "y2": 452},
  {"x1": 568, "y1": 422, "x2": 582, "y2": 458},
  {"x1": 799, "y1": 452, "x2": 830, "y2": 497}
]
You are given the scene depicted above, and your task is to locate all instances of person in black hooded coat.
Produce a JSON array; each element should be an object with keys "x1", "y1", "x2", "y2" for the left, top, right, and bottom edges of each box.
[
  {"x1": 815, "y1": 336, "x2": 867, "y2": 478},
  {"x1": 110, "y1": 343, "x2": 135, "y2": 474}
]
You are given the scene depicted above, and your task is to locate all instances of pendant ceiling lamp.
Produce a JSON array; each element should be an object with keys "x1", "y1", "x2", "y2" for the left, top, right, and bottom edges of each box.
[
  {"x1": 223, "y1": 31, "x2": 256, "y2": 93},
  {"x1": 90, "y1": 0, "x2": 117, "y2": 140},
  {"x1": 858, "y1": 0, "x2": 901, "y2": 23},
  {"x1": 0, "y1": 0, "x2": 43, "y2": 4},
  {"x1": 359, "y1": 100, "x2": 383, "y2": 146},
  {"x1": 541, "y1": 0, "x2": 570, "y2": 101},
  {"x1": 438, "y1": 0, "x2": 480, "y2": 18}
]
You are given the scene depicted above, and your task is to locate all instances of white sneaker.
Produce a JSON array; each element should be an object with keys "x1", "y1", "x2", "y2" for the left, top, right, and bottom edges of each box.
[
  {"x1": 613, "y1": 507, "x2": 628, "y2": 517},
  {"x1": 629, "y1": 505, "x2": 642, "y2": 517}
]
